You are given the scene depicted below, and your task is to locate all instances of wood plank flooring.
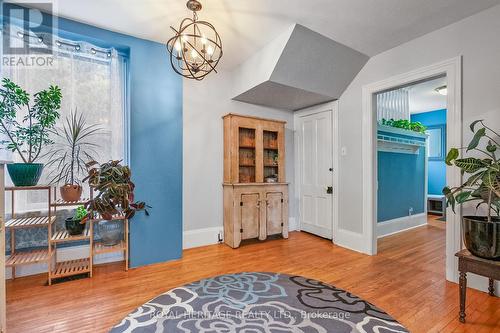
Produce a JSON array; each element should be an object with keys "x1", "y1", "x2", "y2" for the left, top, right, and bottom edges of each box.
[{"x1": 6, "y1": 221, "x2": 500, "y2": 332}]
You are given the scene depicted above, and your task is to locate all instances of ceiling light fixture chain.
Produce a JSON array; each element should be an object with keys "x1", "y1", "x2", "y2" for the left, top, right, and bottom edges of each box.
[{"x1": 167, "y1": 0, "x2": 223, "y2": 80}]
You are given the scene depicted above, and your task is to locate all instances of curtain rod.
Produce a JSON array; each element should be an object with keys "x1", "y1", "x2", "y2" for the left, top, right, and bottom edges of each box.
[{"x1": 14, "y1": 29, "x2": 112, "y2": 57}]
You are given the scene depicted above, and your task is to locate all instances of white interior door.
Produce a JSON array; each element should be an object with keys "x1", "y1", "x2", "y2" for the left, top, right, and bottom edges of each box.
[{"x1": 298, "y1": 109, "x2": 333, "y2": 239}]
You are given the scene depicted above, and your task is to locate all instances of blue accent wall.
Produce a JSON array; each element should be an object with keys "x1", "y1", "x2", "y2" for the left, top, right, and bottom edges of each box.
[
  {"x1": 2, "y1": 5, "x2": 183, "y2": 267},
  {"x1": 411, "y1": 109, "x2": 447, "y2": 196},
  {"x1": 377, "y1": 129, "x2": 426, "y2": 222}
]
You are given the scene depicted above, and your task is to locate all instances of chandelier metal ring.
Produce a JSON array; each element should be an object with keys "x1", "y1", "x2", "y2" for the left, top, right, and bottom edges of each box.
[{"x1": 167, "y1": 0, "x2": 223, "y2": 80}]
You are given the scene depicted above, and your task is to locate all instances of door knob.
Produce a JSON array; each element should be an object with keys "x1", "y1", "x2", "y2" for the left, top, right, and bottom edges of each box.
[{"x1": 326, "y1": 186, "x2": 333, "y2": 194}]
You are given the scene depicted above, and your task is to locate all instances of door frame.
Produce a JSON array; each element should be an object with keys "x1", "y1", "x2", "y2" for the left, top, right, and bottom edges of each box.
[
  {"x1": 294, "y1": 101, "x2": 339, "y2": 242},
  {"x1": 361, "y1": 56, "x2": 462, "y2": 282}
]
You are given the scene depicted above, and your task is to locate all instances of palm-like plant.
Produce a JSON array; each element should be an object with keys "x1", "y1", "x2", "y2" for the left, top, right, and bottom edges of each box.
[
  {"x1": 44, "y1": 110, "x2": 102, "y2": 185},
  {"x1": 443, "y1": 120, "x2": 500, "y2": 221}
]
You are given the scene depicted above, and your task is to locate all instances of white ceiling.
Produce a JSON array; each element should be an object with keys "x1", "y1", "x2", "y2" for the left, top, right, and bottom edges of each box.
[
  {"x1": 20, "y1": 0, "x2": 500, "y2": 70},
  {"x1": 409, "y1": 77, "x2": 447, "y2": 114}
]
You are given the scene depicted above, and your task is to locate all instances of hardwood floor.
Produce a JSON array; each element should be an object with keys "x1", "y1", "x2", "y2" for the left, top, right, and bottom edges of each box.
[{"x1": 6, "y1": 222, "x2": 500, "y2": 332}]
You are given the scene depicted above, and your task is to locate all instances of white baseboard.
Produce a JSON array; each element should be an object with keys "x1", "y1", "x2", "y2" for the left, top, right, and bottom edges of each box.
[
  {"x1": 183, "y1": 227, "x2": 223, "y2": 249},
  {"x1": 6, "y1": 245, "x2": 123, "y2": 279},
  {"x1": 377, "y1": 213, "x2": 427, "y2": 238},
  {"x1": 183, "y1": 218, "x2": 298, "y2": 250},
  {"x1": 334, "y1": 228, "x2": 371, "y2": 254}
]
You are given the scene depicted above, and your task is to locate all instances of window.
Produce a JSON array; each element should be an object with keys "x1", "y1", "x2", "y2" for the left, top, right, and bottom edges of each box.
[{"x1": 2, "y1": 26, "x2": 127, "y2": 213}]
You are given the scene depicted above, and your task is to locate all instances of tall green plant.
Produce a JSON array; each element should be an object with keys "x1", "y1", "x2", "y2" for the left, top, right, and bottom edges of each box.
[
  {"x1": 0, "y1": 78, "x2": 62, "y2": 163},
  {"x1": 44, "y1": 110, "x2": 102, "y2": 185},
  {"x1": 443, "y1": 120, "x2": 500, "y2": 222}
]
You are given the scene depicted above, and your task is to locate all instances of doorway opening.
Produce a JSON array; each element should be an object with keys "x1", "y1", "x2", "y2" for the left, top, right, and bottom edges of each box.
[
  {"x1": 376, "y1": 76, "x2": 447, "y2": 242},
  {"x1": 361, "y1": 57, "x2": 462, "y2": 283}
]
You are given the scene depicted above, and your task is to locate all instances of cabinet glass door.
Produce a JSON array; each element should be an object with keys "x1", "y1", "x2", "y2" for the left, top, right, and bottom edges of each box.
[
  {"x1": 263, "y1": 130, "x2": 279, "y2": 183},
  {"x1": 238, "y1": 127, "x2": 256, "y2": 183}
]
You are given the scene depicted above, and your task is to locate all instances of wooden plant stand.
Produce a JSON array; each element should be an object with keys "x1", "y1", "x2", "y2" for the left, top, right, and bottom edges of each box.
[
  {"x1": 455, "y1": 249, "x2": 499, "y2": 323},
  {"x1": 4, "y1": 185, "x2": 129, "y2": 285},
  {"x1": 5, "y1": 186, "x2": 53, "y2": 283}
]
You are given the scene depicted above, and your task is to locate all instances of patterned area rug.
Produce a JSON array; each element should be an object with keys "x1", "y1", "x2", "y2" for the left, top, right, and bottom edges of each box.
[{"x1": 111, "y1": 272, "x2": 408, "y2": 333}]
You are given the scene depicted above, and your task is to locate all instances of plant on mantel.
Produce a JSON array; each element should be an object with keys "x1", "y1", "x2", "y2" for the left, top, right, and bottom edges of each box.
[
  {"x1": 0, "y1": 78, "x2": 62, "y2": 186},
  {"x1": 443, "y1": 119, "x2": 500, "y2": 260},
  {"x1": 44, "y1": 110, "x2": 102, "y2": 201}
]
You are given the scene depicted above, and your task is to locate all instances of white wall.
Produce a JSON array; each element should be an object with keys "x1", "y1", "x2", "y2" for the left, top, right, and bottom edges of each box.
[
  {"x1": 183, "y1": 69, "x2": 296, "y2": 242},
  {"x1": 337, "y1": 4, "x2": 500, "y2": 238}
]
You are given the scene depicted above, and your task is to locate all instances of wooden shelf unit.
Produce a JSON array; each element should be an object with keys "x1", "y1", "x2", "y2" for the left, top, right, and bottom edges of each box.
[
  {"x1": 52, "y1": 258, "x2": 90, "y2": 279},
  {"x1": 223, "y1": 114, "x2": 289, "y2": 248},
  {"x1": 48, "y1": 187, "x2": 93, "y2": 284},
  {"x1": 5, "y1": 185, "x2": 53, "y2": 282},
  {"x1": 90, "y1": 217, "x2": 129, "y2": 271}
]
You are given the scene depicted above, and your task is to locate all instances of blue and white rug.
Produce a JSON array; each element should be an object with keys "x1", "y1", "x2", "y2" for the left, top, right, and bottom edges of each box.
[{"x1": 111, "y1": 272, "x2": 408, "y2": 332}]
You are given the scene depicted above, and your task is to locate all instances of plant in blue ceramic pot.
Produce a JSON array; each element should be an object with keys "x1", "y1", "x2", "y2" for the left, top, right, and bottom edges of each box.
[
  {"x1": 0, "y1": 78, "x2": 62, "y2": 186},
  {"x1": 443, "y1": 120, "x2": 500, "y2": 260}
]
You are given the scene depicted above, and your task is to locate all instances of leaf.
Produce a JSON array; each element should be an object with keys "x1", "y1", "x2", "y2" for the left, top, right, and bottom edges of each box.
[
  {"x1": 456, "y1": 191, "x2": 472, "y2": 203},
  {"x1": 445, "y1": 148, "x2": 459, "y2": 166},
  {"x1": 486, "y1": 140, "x2": 497, "y2": 153},
  {"x1": 483, "y1": 171, "x2": 500, "y2": 197},
  {"x1": 467, "y1": 127, "x2": 486, "y2": 151},
  {"x1": 455, "y1": 158, "x2": 485, "y2": 173},
  {"x1": 469, "y1": 120, "x2": 483, "y2": 132}
]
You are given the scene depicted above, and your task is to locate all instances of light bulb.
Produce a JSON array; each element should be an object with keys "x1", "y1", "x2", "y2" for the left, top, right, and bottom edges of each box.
[
  {"x1": 191, "y1": 49, "x2": 198, "y2": 58},
  {"x1": 174, "y1": 41, "x2": 181, "y2": 51},
  {"x1": 181, "y1": 34, "x2": 188, "y2": 42},
  {"x1": 201, "y1": 35, "x2": 207, "y2": 45},
  {"x1": 207, "y1": 45, "x2": 214, "y2": 55}
]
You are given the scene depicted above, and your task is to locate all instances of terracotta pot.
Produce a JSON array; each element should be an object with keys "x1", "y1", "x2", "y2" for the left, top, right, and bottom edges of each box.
[{"x1": 60, "y1": 184, "x2": 82, "y2": 202}]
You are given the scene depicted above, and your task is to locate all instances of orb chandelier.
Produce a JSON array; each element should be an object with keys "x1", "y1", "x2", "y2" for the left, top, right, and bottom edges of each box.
[{"x1": 167, "y1": 0, "x2": 223, "y2": 80}]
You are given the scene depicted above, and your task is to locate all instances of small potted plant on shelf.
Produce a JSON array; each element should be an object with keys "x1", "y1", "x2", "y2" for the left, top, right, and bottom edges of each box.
[
  {"x1": 83, "y1": 160, "x2": 150, "y2": 246},
  {"x1": 65, "y1": 205, "x2": 88, "y2": 235},
  {"x1": 44, "y1": 110, "x2": 101, "y2": 201},
  {"x1": 0, "y1": 78, "x2": 62, "y2": 186},
  {"x1": 443, "y1": 119, "x2": 500, "y2": 260}
]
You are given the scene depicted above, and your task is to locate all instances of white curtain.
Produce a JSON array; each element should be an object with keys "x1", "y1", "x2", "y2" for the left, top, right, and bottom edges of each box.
[
  {"x1": 2, "y1": 25, "x2": 126, "y2": 212},
  {"x1": 376, "y1": 88, "x2": 410, "y2": 122}
]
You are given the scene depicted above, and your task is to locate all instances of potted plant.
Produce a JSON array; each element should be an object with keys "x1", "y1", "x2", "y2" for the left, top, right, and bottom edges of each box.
[
  {"x1": 380, "y1": 118, "x2": 427, "y2": 133},
  {"x1": 83, "y1": 160, "x2": 149, "y2": 245},
  {"x1": 44, "y1": 110, "x2": 101, "y2": 201},
  {"x1": 443, "y1": 120, "x2": 500, "y2": 260},
  {"x1": 65, "y1": 205, "x2": 88, "y2": 235},
  {"x1": 0, "y1": 78, "x2": 62, "y2": 186}
]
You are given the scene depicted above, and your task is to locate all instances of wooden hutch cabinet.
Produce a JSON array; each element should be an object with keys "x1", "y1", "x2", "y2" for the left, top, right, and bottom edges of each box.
[{"x1": 223, "y1": 114, "x2": 288, "y2": 248}]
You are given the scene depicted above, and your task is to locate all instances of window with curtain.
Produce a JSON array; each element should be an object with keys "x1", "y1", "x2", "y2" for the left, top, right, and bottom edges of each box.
[{"x1": 2, "y1": 25, "x2": 127, "y2": 213}]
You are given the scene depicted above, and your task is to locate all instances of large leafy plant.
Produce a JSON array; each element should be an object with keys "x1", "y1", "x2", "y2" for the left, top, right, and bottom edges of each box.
[
  {"x1": 44, "y1": 110, "x2": 101, "y2": 185},
  {"x1": 380, "y1": 118, "x2": 427, "y2": 134},
  {"x1": 443, "y1": 120, "x2": 500, "y2": 222},
  {"x1": 83, "y1": 160, "x2": 150, "y2": 221},
  {"x1": 0, "y1": 78, "x2": 62, "y2": 163}
]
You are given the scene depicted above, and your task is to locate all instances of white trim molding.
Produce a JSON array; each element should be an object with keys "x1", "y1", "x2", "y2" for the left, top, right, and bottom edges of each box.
[
  {"x1": 183, "y1": 227, "x2": 223, "y2": 249},
  {"x1": 361, "y1": 56, "x2": 462, "y2": 283},
  {"x1": 362, "y1": 56, "x2": 462, "y2": 282},
  {"x1": 377, "y1": 213, "x2": 427, "y2": 238}
]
